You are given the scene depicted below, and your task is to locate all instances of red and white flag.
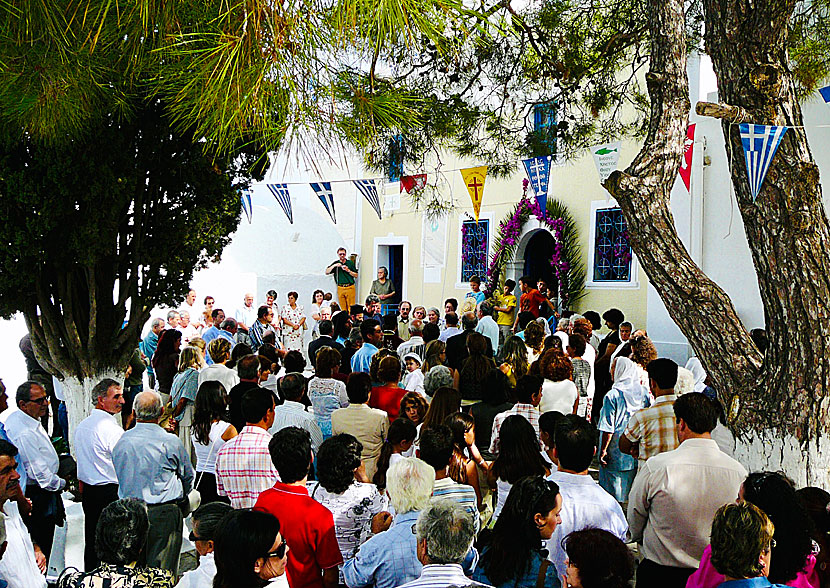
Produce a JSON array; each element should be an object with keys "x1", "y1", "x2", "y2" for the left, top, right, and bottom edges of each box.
[
  {"x1": 679, "y1": 124, "x2": 696, "y2": 192},
  {"x1": 400, "y1": 174, "x2": 427, "y2": 194}
]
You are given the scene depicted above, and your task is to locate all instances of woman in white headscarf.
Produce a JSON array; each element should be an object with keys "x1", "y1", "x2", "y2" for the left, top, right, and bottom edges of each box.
[
  {"x1": 596, "y1": 357, "x2": 651, "y2": 502},
  {"x1": 684, "y1": 357, "x2": 716, "y2": 397}
]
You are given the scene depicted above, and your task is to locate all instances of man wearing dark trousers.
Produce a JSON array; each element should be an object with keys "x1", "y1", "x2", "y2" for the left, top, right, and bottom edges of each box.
[
  {"x1": 113, "y1": 390, "x2": 194, "y2": 575},
  {"x1": 75, "y1": 378, "x2": 126, "y2": 570},
  {"x1": 3, "y1": 381, "x2": 67, "y2": 558},
  {"x1": 628, "y1": 389, "x2": 747, "y2": 588}
]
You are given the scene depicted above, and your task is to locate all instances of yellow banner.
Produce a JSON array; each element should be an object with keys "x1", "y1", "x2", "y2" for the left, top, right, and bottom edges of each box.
[{"x1": 460, "y1": 166, "x2": 488, "y2": 222}]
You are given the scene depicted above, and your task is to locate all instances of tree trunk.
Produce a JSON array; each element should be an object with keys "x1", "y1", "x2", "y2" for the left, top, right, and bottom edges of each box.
[
  {"x1": 606, "y1": 0, "x2": 829, "y2": 481},
  {"x1": 700, "y1": 0, "x2": 830, "y2": 482}
]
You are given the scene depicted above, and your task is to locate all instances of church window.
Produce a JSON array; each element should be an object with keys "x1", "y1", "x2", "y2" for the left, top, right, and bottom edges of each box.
[
  {"x1": 592, "y1": 207, "x2": 632, "y2": 282},
  {"x1": 460, "y1": 219, "x2": 489, "y2": 283}
]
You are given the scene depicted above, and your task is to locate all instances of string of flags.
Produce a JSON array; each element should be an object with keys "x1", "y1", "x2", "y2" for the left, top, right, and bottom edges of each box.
[{"x1": 247, "y1": 95, "x2": 825, "y2": 224}]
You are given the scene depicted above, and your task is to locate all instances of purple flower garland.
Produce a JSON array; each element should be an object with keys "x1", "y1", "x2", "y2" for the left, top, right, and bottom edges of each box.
[{"x1": 484, "y1": 179, "x2": 573, "y2": 307}]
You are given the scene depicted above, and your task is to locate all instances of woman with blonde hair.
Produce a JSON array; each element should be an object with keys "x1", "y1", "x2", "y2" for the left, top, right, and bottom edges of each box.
[
  {"x1": 171, "y1": 345, "x2": 203, "y2": 462},
  {"x1": 708, "y1": 502, "x2": 784, "y2": 587},
  {"x1": 629, "y1": 333, "x2": 658, "y2": 387}
]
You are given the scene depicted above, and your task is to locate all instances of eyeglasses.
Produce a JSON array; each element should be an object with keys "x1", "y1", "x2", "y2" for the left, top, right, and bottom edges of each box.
[
  {"x1": 767, "y1": 538, "x2": 777, "y2": 551},
  {"x1": 189, "y1": 531, "x2": 204, "y2": 542},
  {"x1": 265, "y1": 540, "x2": 288, "y2": 559},
  {"x1": 27, "y1": 396, "x2": 49, "y2": 405}
]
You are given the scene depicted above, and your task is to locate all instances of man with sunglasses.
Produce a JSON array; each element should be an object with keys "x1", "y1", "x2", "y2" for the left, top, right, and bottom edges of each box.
[
  {"x1": 4, "y1": 381, "x2": 68, "y2": 559},
  {"x1": 178, "y1": 501, "x2": 233, "y2": 588}
]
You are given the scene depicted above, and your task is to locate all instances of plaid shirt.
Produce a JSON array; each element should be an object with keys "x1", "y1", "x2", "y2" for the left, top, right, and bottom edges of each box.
[
  {"x1": 489, "y1": 403, "x2": 541, "y2": 455},
  {"x1": 623, "y1": 394, "x2": 679, "y2": 461},
  {"x1": 215, "y1": 426, "x2": 279, "y2": 508}
]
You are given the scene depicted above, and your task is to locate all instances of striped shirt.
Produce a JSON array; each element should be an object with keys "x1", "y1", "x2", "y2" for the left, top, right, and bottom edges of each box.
[
  {"x1": 488, "y1": 403, "x2": 541, "y2": 455},
  {"x1": 397, "y1": 564, "x2": 491, "y2": 588},
  {"x1": 432, "y1": 478, "x2": 480, "y2": 534},
  {"x1": 215, "y1": 425, "x2": 279, "y2": 508},
  {"x1": 268, "y1": 401, "x2": 324, "y2": 454},
  {"x1": 623, "y1": 394, "x2": 679, "y2": 461}
]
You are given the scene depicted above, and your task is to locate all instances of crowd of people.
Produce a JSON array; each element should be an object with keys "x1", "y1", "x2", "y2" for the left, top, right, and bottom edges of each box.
[{"x1": 0, "y1": 261, "x2": 825, "y2": 588}]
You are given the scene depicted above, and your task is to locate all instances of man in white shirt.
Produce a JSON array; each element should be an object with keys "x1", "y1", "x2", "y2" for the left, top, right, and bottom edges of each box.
[
  {"x1": 179, "y1": 289, "x2": 204, "y2": 331},
  {"x1": 546, "y1": 415, "x2": 628, "y2": 576},
  {"x1": 628, "y1": 392, "x2": 747, "y2": 588},
  {"x1": 474, "y1": 302, "x2": 499, "y2": 357},
  {"x1": 234, "y1": 293, "x2": 257, "y2": 333},
  {"x1": 4, "y1": 382, "x2": 67, "y2": 558},
  {"x1": 268, "y1": 373, "x2": 323, "y2": 454},
  {"x1": 75, "y1": 379, "x2": 126, "y2": 571},
  {"x1": 179, "y1": 311, "x2": 200, "y2": 344},
  {"x1": 0, "y1": 438, "x2": 47, "y2": 588},
  {"x1": 166, "y1": 310, "x2": 181, "y2": 330}
]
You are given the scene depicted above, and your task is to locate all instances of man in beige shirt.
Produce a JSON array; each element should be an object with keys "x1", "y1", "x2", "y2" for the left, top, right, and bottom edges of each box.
[
  {"x1": 331, "y1": 372, "x2": 389, "y2": 479},
  {"x1": 628, "y1": 392, "x2": 747, "y2": 588}
]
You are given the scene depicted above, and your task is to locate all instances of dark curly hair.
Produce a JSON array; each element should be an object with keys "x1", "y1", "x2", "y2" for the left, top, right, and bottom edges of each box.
[
  {"x1": 539, "y1": 349, "x2": 573, "y2": 382},
  {"x1": 317, "y1": 434, "x2": 363, "y2": 494},
  {"x1": 743, "y1": 471, "x2": 814, "y2": 584},
  {"x1": 563, "y1": 528, "x2": 634, "y2": 588}
]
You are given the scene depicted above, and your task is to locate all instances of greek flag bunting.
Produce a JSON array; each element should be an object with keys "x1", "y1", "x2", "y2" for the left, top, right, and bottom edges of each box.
[
  {"x1": 819, "y1": 85, "x2": 830, "y2": 103},
  {"x1": 522, "y1": 156, "x2": 552, "y2": 217},
  {"x1": 310, "y1": 182, "x2": 337, "y2": 224},
  {"x1": 267, "y1": 183, "x2": 294, "y2": 224},
  {"x1": 353, "y1": 179, "x2": 383, "y2": 220},
  {"x1": 738, "y1": 123, "x2": 787, "y2": 201},
  {"x1": 240, "y1": 189, "x2": 253, "y2": 224}
]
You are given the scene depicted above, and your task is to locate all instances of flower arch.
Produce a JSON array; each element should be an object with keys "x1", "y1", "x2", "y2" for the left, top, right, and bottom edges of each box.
[{"x1": 484, "y1": 181, "x2": 586, "y2": 309}]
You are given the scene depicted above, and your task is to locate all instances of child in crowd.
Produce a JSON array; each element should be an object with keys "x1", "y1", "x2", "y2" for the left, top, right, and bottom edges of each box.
[
  {"x1": 372, "y1": 418, "x2": 418, "y2": 491},
  {"x1": 402, "y1": 352, "x2": 425, "y2": 395}
]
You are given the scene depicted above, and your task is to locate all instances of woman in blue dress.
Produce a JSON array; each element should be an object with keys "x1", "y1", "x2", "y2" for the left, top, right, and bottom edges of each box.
[{"x1": 597, "y1": 356, "x2": 650, "y2": 502}]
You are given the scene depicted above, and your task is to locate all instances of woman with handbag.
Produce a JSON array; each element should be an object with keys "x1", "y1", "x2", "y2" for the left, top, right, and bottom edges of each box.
[{"x1": 191, "y1": 381, "x2": 237, "y2": 505}]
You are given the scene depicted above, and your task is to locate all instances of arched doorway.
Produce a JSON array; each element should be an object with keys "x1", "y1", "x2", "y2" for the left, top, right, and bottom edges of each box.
[{"x1": 523, "y1": 229, "x2": 557, "y2": 289}]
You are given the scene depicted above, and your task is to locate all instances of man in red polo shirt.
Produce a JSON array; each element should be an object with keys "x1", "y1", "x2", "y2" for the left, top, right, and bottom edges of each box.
[
  {"x1": 515, "y1": 275, "x2": 548, "y2": 327},
  {"x1": 254, "y1": 427, "x2": 342, "y2": 588}
]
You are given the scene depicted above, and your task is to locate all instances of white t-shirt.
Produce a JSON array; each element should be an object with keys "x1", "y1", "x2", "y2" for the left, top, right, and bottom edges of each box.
[
  {"x1": 198, "y1": 363, "x2": 240, "y2": 396},
  {"x1": 193, "y1": 421, "x2": 232, "y2": 474},
  {"x1": 539, "y1": 379, "x2": 578, "y2": 415}
]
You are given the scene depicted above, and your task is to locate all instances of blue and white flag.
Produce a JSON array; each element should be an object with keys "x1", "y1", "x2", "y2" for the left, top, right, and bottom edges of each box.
[
  {"x1": 267, "y1": 183, "x2": 293, "y2": 224},
  {"x1": 739, "y1": 123, "x2": 787, "y2": 201},
  {"x1": 819, "y1": 85, "x2": 830, "y2": 103},
  {"x1": 240, "y1": 189, "x2": 253, "y2": 224},
  {"x1": 522, "y1": 156, "x2": 552, "y2": 216},
  {"x1": 310, "y1": 182, "x2": 337, "y2": 224},
  {"x1": 353, "y1": 179, "x2": 382, "y2": 220}
]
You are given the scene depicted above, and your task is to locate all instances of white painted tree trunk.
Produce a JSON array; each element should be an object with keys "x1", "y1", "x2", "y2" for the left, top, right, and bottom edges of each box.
[
  {"x1": 734, "y1": 433, "x2": 830, "y2": 488},
  {"x1": 61, "y1": 371, "x2": 125, "y2": 453}
]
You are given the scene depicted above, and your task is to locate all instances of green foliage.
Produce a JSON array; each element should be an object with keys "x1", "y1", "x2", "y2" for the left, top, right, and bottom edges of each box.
[{"x1": 0, "y1": 101, "x2": 256, "y2": 374}]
